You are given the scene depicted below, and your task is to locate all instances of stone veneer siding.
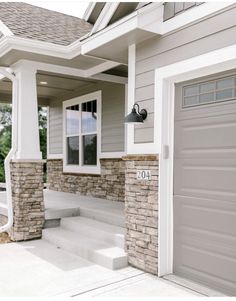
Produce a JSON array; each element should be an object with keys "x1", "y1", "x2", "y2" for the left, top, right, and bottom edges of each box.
[
  {"x1": 123, "y1": 155, "x2": 159, "y2": 275},
  {"x1": 6, "y1": 160, "x2": 45, "y2": 241},
  {"x1": 47, "y1": 158, "x2": 125, "y2": 201}
]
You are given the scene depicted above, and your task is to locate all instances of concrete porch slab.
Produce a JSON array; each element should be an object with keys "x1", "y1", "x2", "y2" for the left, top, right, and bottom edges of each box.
[
  {"x1": 0, "y1": 189, "x2": 125, "y2": 226},
  {"x1": 0, "y1": 239, "x2": 200, "y2": 297},
  {"x1": 44, "y1": 189, "x2": 125, "y2": 227}
]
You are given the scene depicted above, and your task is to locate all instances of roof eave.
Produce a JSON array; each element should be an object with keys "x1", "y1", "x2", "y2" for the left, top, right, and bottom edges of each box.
[{"x1": 0, "y1": 35, "x2": 83, "y2": 61}]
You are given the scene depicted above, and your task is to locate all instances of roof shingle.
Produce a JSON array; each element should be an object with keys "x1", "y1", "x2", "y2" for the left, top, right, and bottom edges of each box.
[{"x1": 0, "y1": 2, "x2": 93, "y2": 45}]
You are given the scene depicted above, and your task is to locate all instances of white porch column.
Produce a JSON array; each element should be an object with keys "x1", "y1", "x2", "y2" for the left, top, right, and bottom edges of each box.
[{"x1": 12, "y1": 62, "x2": 42, "y2": 160}]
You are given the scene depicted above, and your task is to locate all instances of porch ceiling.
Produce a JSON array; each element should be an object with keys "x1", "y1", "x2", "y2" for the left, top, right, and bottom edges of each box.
[
  {"x1": 0, "y1": 71, "x2": 102, "y2": 106},
  {"x1": 0, "y1": 62, "x2": 128, "y2": 107}
]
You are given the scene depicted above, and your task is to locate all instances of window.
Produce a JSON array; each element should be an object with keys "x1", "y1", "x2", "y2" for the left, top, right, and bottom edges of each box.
[
  {"x1": 63, "y1": 91, "x2": 101, "y2": 174},
  {"x1": 182, "y1": 75, "x2": 236, "y2": 108}
]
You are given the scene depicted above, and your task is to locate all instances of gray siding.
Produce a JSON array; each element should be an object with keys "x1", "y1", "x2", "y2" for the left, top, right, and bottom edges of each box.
[
  {"x1": 163, "y1": 2, "x2": 202, "y2": 21},
  {"x1": 49, "y1": 82, "x2": 125, "y2": 155},
  {"x1": 49, "y1": 101, "x2": 63, "y2": 154},
  {"x1": 134, "y1": 5, "x2": 236, "y2": 143}
]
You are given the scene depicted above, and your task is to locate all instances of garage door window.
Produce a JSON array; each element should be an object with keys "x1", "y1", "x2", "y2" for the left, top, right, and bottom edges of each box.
[{"x1": 183, "y1": 75, "x2": 236, "y2": 107}]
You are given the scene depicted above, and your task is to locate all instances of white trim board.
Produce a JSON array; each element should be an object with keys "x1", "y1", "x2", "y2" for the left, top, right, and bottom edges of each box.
[
  {"x1": 62, "y1": 90, "x2": 102, "y2": 175},
  {"x1": 155, "y1": 44, "x2": 236, "y2": 277},
  {"x1": 0, "y1": 20, "x2": 13, "y2": 37},
  {"x1": 126, "y1": 44, "x2": 158, "y2": 155},
  {"x1": 90, "y1": 2, "x2": 120, "y2": 35},
  {"x1": 100, "y1": 152, "x2": 125, "y2": 159}
]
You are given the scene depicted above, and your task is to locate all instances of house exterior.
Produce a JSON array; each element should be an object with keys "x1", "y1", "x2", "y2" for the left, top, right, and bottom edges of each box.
[{"x1": 0, "y1": 1, "x2": 236, "y2": 296}]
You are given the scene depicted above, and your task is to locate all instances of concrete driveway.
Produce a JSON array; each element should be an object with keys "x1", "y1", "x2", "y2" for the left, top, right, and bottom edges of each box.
[{"x1": 0, "y1": 239, "x2": 201, "y2": 297}]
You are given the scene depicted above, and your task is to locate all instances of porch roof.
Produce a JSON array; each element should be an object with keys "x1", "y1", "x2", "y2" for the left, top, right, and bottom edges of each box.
[{"x1": 0, "y1": 2, "x2": 92, "y2": 46}]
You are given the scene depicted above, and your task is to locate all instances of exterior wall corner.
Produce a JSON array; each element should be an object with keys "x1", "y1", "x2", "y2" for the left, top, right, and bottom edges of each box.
[{"x1": 123, "y1": 154, "x2": 159, "y2": 275}]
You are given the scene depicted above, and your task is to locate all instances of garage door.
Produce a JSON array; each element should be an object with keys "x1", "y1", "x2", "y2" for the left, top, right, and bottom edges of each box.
[{"x1": 173, "y1": 73, "x2": 236, "y2": 296}]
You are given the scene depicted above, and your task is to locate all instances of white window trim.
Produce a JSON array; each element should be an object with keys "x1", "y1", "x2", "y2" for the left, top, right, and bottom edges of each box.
[
  {"x1": 63, "y1": 91, "x2": 102, "y2": 175},
  {"x1": 155, "y1": 44, "x2": 236, "y2": 277}
]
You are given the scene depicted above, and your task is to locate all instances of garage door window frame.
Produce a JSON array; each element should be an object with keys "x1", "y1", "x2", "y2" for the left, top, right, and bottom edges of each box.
[{"x1": 155, "y1": 44, "x2": 236, "y2": 277}]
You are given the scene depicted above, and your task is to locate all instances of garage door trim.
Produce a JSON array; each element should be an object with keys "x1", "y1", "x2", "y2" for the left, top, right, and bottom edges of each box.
[{"x1": 155, "y1": 44, "x2": 236, "y2": 278}]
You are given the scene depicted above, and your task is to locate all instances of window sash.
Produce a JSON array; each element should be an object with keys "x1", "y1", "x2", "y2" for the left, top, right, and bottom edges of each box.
[
  {"x1": 182, "y1": 75, "x2": 236, "y2": 108},
  {"x1": 63, "y1": 91, "x2": 101, "y2": 174}
]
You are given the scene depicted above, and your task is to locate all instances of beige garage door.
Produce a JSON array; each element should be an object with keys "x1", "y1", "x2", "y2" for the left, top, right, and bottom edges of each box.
[{"x1": 173, "y1": 73, "x2": 236, "y2": 296}]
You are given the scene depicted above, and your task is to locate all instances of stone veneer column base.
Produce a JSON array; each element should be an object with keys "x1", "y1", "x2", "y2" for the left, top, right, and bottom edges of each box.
[
  {"x1": 123, "y1": 155, "x2": 159, "y2": 275},
  {"x1": 8, "y1": 160, "x2": 45, "y2": 241}
]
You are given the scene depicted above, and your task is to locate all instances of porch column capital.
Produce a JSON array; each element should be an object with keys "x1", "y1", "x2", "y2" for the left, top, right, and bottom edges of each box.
[{"x1": 11, "y1": 60, "x2": 42, "y2": 160}]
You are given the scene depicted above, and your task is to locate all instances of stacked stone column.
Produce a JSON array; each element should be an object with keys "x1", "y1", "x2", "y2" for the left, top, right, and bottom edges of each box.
[
  {"x1": 123, "y1": 155, "x2": 159, "y2": 275},
  {"x1": 8, "y1": 160, "x2": 45, "y2": 241}
]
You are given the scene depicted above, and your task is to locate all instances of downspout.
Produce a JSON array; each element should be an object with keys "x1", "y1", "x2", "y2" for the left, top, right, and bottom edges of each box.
[{"x1": 0, "y1": 67, "x2": 17, "y2": 233}]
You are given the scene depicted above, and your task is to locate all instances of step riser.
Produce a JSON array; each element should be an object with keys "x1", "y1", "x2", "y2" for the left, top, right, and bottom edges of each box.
[
  {"x1": 79, "y1": 208, "x2": 124, "y2": 228},
  {"x1": 42, "y1": 230, "x2": 127, "y2": 270},
  {"x1": 44, "y1": 219, "x2": 60, "y2": 229},
  {"x1": 45, "y1": 208, "x2": 80, "y2": 220},
  {"x1": 60, "y1": 221, "x2": 124, "y2": 249}
]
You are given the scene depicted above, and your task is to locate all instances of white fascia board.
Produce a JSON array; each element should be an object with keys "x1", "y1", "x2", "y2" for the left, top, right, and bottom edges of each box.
[
  {"x1": 81, "y1": 12, "x2": 139, "y2": 55},
  {"x1": 85, "y1": 61, "x2": 120, "y2": 77},
  {"x1": 90, "y1": 2, "x2": 120, "y2": 35},
  {"x1": 11, "y1": 60, "x2": 85, "y2": 77},
  {"x1": 81, "y1": 3, "x2": 163, "y2": 55},
  {"x1": 91, "y1": 73, "x2": 127, "y2": 84},
  {"x1": 159, "y1": 2, "x2": 235, "y2": 35},
  {"x1": 0, "y1": 21, "x2": 13, "y2": 37},
  {"x1": 0, "y1": 36, "x2": 82, "y2": 60},
  {"x1": 83, "y1": 2, "x2": 96, "y2": 21}
]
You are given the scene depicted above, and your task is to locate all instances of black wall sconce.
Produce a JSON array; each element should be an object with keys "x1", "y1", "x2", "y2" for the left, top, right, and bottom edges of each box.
[{"x1": 124, "y1": 103, "x2": 148, "y2": 124}]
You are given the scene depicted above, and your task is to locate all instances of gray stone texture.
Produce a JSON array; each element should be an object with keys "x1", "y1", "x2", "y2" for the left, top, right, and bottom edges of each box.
[
  {"x1": 123, "y1": 155, "x2": 159, "y2": 275},
  {"x1": 47, "y1": 159, "x2": 125, "y2": 202},
  {"x1": 8, "y1": 160, "x2": 45, "y2": 241}
]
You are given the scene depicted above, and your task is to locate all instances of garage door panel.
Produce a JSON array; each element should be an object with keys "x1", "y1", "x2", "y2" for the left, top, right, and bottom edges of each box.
[
  {"x1": 174, "y1": 247, "x2": 236, "y2": 296},
  {"x1": 174, "y1": 77, "x2": 236, "y2": 295},
  {"x1": 174, "y1": 158, "x2": 236, "y2": 201},
  {"x1": 175, "y1": 226, "x2": 236, "y2": 259},
  {"x1": 174, "y1": 115, "x2": 236, "y2": 158},
  {"x1": 174, "y1": 195, "x2": 236, "y2": 237}
]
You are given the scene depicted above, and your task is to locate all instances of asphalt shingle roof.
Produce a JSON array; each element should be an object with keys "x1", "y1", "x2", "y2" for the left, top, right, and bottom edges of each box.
[{"x1": 0, "y1": 2, "x2": 93, "y2": 45}]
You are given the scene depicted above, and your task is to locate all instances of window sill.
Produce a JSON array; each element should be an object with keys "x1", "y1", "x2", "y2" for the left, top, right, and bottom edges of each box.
[{"x1": 63, "y1": 165, "x2": 101, "y2": 175}]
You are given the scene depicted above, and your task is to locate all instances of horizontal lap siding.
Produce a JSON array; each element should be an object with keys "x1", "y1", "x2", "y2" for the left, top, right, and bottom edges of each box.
[
  {"x1": 49, "y1": 102, "x2": 62, "y2": 154},
  {"x1": 49, "y1": 83, "x2": 125, "y2": 155},
  {"x1": 134, "y1": 5, "x2": 236, "y2": 143}
]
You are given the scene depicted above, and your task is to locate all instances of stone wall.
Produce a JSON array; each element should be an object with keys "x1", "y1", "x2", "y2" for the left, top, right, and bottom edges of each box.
[
  {"x1": 8, "y1": 160, "x2": 45, "y2": 241},
  {"x1": 123, "y1": 155, "x2": 159, "y2": 275},
  {"x1": 47, "y1": 158, "x2": 125, "y2": 201}
]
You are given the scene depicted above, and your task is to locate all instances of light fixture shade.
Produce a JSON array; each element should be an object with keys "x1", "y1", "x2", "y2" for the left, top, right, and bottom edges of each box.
[
  {"x1": 124, "y1": 108, "x2": 144, "y2": 123},
  {"x1": 124, "y1": 104, "x2": 148, "y2": 124}
]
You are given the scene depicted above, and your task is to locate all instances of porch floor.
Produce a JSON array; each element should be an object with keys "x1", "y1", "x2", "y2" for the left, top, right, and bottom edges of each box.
[
  {"x1": 0, "y1": 189, "x2": 125, "y2": 227},
  {"x1": 44, "y1": 189, "x2": 125, "y2": 227}
]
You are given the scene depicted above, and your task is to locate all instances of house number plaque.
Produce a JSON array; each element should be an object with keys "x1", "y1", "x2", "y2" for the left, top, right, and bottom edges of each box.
[{"x1": 136, "y1": 170, "x2": 151, "y2": 180}]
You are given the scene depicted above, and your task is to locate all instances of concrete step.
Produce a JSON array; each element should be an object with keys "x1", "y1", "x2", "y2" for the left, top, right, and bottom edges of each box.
[
  {"x1": 61, "y1": 216, "x2": 125, "y2": 248},
  {"x1": 44, "y1": 208, "x2": 80, "y2": 228},
  {"x1": 79, "y1": 207, "x2": 125, "y2": 228},
  {"x1": 42, "y1": 227, "x2": 128, "y2": 270}
]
